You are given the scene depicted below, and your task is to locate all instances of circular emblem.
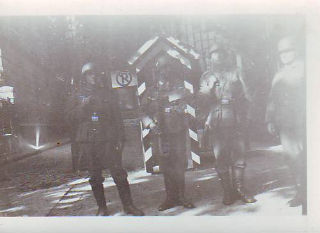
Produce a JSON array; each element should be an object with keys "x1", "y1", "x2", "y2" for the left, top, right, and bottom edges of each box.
[{"x1": 116, "y1": 71, "x2": 132, "y2": 87}]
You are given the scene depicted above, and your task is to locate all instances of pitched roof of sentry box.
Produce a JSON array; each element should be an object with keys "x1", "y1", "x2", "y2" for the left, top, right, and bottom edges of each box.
[{"x1": 128, "y1": 35, "x2": 200, "y2": 73}]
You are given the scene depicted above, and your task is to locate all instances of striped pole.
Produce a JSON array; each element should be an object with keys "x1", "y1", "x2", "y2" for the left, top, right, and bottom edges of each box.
[
  {"x1": 137, "y1": 80, "x2": 159, "y2": 173},
  {"x1": 184, "y1": 80, "x2": 201, "y2": 167}
]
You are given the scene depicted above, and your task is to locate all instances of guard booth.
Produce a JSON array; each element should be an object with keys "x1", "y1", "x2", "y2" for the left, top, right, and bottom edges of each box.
[{"x1": 126, "y1": 35, "x2": 210, "y2": 173}]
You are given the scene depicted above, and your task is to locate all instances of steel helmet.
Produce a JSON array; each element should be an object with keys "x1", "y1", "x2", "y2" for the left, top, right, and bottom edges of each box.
[
  {"x1": 81, "y1": 62, "x2": 95, "y2": 75},
  {"x1": 278, "y1": 37, "x2": 295, "y2": 53}
]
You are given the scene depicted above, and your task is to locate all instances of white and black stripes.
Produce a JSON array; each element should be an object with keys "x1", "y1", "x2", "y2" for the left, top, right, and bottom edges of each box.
[
  {"x1": 138, "y1": 79, "x2": 201, "y2": 172},
  {"x1": 185, "y1": 102, "x2": 201, "y2": 166},
  {"x1": 140, "y1": 120, "x2": 153, "y2": 167},
  {"x1": 138, "y1": 81, "x2": 157, "y2": 173}
]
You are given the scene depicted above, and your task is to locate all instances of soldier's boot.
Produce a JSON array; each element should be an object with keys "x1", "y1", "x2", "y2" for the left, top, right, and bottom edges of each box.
[
  {"x1": 218, "y1": 171, "x2": 236, "y2": 205},
  {"x1": 176, "y1": 175, "x2": 195, "y2": 209},
  {"x1": 287, "y1": 159, "x2": 303, "y2": 207},
  {"x1": 96, "y1": 206, "x2": 109, "y2": 216},
  {"x1": 177, "y1": 195, "x2": 195, "y2": 209},
  {"x1": 158, "y1": 172, "x2": 180, "y2": 211},
  {"x1": 288, "y1": 186, "x2": 302, "y2": 207},
  {"x1": 114, "y1": 176, "x2": 144, "y2": 216},
  {"x1": 158, "y1": 200, "x2": 178, "y2": 211},
  {"x1": 176, "y1": 190, "x2": 195, "y2": 209},
  {"x1": 232, "y1": 165, "x2": 257, "y2": 204},
  {"x1": 90, "y1": 183, "x2": 109, "y2": 216}
]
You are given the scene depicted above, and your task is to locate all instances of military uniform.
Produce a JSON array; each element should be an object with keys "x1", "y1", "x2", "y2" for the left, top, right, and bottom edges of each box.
[
  {"x1": 159, "y1": 88, "x2": 192, "y2": 209},
  {"x1": 141, "y1": 56, "x2": 194, "y2": 211},
  {"x1": 266, "y1": 59, "x2": 305, "y2": 207},
  {"x1": 65, "y1": 63, "x2": 143, "y2": 216},
  {"x1": 199, "y1": 65, "x2": 256, "y2": 205}
]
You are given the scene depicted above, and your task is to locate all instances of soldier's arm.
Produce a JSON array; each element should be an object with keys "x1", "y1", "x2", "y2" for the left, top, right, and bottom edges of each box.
[
  {"x1": 235, "y1": 54, "x2": 253, "y2": 102},
  {"x1": 265, "y1": 86, "x2": 276, "y2": 124},
  {"x1": 264, "y1": 73, "x2": 282, "y2": 135},
  {"x1": 232, "y1": 69, "x2": 254, "y2": 123},
  {"x1": 265, "y1": 99, "x2": 275, "y2": 123},
  {"x1": 64, "y1": 94, "x2": 79, "y2": 123},
  {"x1": 205, "y1": 107, "x2": 214, "y2": 128},
  {"x1": 265, "y1": 92, "x2": 277, "y2": 135},
  {"x1": 140, "y1": 86, "x2": 159, "y2": 114},
  {"x1": 265, "y1": 72, "x2": 282, "y2": 124},
  {"x1": 236, "y1": 68, "x2": 253, "y2": 102},
  {"x1": 111, "y1": 90, "x2": 126, "y2": 143},
  {"x1": 197, "y1": 71, "x2": 216, "y2": 121},
  {"x1": 65, "y1": 90, "x2": 92, "y2": 124},
  {"x1": 139, "y1": 86, "x2": 159, "y2": 129}
]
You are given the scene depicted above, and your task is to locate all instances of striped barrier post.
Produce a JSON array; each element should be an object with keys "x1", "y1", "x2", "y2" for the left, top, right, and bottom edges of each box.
[
  {"x1": 184, "y1": 80, "x2": 201, "y2": 168},
  {"x1": 137, "y1": 81, "x2": 159, "y2": 173}
]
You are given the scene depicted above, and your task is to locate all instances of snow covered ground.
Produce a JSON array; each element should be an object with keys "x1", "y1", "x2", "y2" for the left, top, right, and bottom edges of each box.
[{"x1": 0, "y1": 144, "x2": 303, "y2": 216}]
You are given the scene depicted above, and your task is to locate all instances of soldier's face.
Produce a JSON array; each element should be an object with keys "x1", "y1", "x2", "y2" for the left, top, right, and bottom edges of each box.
[
  {"x1": 85, "y1": 71, "x2": 96, "y2": 85},
  {"x1": 210, "y1": 51, "x2": 223, "y2": 64},
  {"x1": 279, "y1": 50, "x2": 296, "y2": 65},
  {"x1": 156, "y1": 64, "x2": 170, "y2": 87},
  {"x1": 158, "y1": 79, "x2": 170, "y2": 92}
]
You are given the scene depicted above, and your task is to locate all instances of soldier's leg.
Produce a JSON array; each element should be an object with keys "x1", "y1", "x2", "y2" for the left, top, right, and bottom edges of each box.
[
  {"x1": 87, "y1": 143, "x2": 108, "y2": 216},
  {"x1": 107, "y1": 143, "x2": 144, "y2": 216},
  {"x1": 174, "y1": 131, "x2": 194, "y2": 208},
  {"x1": 158, "y1": 133, "x2": 181, "y2": 211},
  {"x1": 280, "y1": 129, "x2": 304, "y2": 207},
  {"x1": 214, "y1": 138, "x2": 235, "y2": 205},
  {"x1": 161, "y1": 158, "x2": 178, "y2": 200},
  {"x1": 231, "y1": 136, "x2": 257, "y2": 203}
]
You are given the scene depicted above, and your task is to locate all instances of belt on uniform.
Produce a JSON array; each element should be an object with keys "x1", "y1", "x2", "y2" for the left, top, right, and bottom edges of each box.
[
  {"x1": 164, "y1": 106, "x2": 185, "y2": 113},
  {"x1": 220, "y1": 98, "x2": 232, "y2": 105}
]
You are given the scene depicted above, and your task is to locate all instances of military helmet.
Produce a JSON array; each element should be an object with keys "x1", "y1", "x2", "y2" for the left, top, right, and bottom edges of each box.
[
  {"x1": 278, "y1": 37, "x2": 295, "y2": 53},
  {"x1": 81, "y1": 62, "x2": 95, "y2": 75}
]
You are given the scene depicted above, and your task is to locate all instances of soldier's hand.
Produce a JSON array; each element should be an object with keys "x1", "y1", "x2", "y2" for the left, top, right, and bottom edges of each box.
[
  {"x1": 237, "y1": 68, "x2": 245, "y2": 82},
  {"x1": 267, "y1": 122, "x2": 276, "y2": 135},
  {"x1": 149, "y1": 122, "x2": 156, "y2": 130},
  {"x1": 204, "y1": 120, "x2": 211, "y2": 131},
  {"x1": 178, "y1": 102, "x2": 187, "y2": 113},
  {"x1": 149, "y1": 122, "x2": 160, "y2": 135}
]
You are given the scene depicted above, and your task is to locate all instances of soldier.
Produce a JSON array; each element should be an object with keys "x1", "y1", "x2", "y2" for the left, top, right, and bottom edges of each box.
[
  {"x1": 266, "y1": 36, "x2": 306, "y2": 208},
  {"x1": 198, "y1": 42, "x2": 257, "y2": 205},
  {"x1": 65, "y1": 62, "x2": 144, "y2": 216},
  {"x1": 68, "y1": 76, "x2": 80, "y2": 173},
  {"x1": 141, "y1": 54, "x2": 195, "y2": 211}
]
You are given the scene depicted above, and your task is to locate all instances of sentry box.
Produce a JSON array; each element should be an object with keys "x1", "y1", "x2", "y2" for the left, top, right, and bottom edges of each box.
[{"x1": 122, "y1": 35, "x2": 213, "y2": 173}]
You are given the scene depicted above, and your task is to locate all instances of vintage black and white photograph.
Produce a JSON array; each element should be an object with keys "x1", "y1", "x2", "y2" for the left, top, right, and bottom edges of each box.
[{"x1": 0, "y1": 14, "x2": 307, "y2": 217}]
